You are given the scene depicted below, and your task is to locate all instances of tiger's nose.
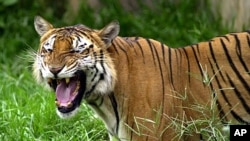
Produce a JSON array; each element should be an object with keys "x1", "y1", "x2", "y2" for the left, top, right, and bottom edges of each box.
[{"x1": 49, "y1": 66, "x2": 63, "y2": 75}]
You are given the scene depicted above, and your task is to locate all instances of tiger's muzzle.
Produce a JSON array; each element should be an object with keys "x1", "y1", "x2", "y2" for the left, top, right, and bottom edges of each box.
[{"x1": 48, "y1": 71, "x2": 86, "y2": 113}]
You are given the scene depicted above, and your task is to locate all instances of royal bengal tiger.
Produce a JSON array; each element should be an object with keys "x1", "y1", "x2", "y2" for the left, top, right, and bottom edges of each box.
[{"x1": 33, "y1": 16, "x2": 250, "y2": 141}]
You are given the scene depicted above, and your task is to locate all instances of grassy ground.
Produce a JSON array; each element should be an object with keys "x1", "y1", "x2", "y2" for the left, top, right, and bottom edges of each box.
[{"x1": 0, "y1": 0, "x2": 234, "y2": 140}]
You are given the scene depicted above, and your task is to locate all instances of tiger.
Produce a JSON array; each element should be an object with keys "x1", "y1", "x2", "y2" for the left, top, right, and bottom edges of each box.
[{"x1": 33, "y1": 16, "x2": 250, "y2": 141}]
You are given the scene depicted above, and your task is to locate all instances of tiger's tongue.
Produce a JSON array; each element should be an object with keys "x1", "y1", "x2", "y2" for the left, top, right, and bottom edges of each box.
[{"x1": 56, "y1": 79, "x2": 77, "y2": 104}]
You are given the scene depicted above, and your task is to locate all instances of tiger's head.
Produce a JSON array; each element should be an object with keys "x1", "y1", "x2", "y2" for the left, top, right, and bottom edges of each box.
[{"x1": 33, "y1": 16, "x2": 119, "y2": 118}]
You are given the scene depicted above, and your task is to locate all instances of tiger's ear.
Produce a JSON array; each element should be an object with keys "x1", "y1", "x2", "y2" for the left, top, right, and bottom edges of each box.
[
  {"x1": 99, "y1": 20, "x2": 120, "y2": 45},
  {"x1": 34, "y1": 16, "x2": 53, "y2": 36}
]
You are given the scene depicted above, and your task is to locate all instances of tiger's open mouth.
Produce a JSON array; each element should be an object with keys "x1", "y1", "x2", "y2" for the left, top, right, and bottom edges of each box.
[{"x1": 48, "y1": 71, "x2": 86, "y2": 113}]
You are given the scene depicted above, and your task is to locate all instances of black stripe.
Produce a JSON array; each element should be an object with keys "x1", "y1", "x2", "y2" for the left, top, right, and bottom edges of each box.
[
  {"x1": 125, "y1": 39, "x2": 138, "y2": 55},
  {"x1": 174, "y1": 49, "x2": 179, "y2": 71},
  {"x1": 109, "y1": 93, "x2": 120, "y2": 134},
  {"x1": 247, "y1": 34, "x2": 250, "y2": 47},
  {"x1": 220, "y1": 39, "x2": 250, "y2": 92},
  {"x1": 89, "y1": 44, "x2": 94, "y2": 48},
  {"x1": 125, "y1": 38, "x2": 135, "y2": 48},
  {"x1": 151, "y1": 42, "x2": 165, "y2": 120},
  {"x1": 75, "y1": 33, "x2": 81, "y2": 41},
  {"x1": 191, "y1": 45, "x2": 205, "y2": 86},
  {"x1": 180, "y1": 48, "x2": 191, "y2": 83},
  {"x1": 115, "y1": 38, "x2": 130, "y2": 63},
  {"x1": 208, "y1": 59, "x2": 228, "y2": 124},
  {"x1": 91, "y1": 67, "x2": 98, "y2": 82},
  {"x1": 208, "y1": 41, "x2": 226, "y2": 82},
  {"x1": 151, "y1": 43, "x2": 165, "y2": 93},
  {"x1": 135, "y1": 40, "x2": 145, "y2": 60},
  {"x1": 225, "y1": 74, "x2": 250, "y2": 114},
  {"x1": 84, "y1": 48, "x2": 90, "y2": 54},
  {"x1": 85, "y1": 84, "x2": 97, "y2": 97},
  {"x1": 200, "y1": 134, "x2": 203, "y2": 141},
  {"x1": 50, "y1": 79, "x2": 57, "y2": 91},
  {"x1": 75, "y1": 28, "x2": 88, "y2": 37},
  {"x1": 207, "y1": 58, "x2": 215, "y2": 90},
  {"x1": 168, "y1": 47, "x2": 173, "y2": 85},
  {"x1": 208, "y1": 57, "x2": 228, "y2": 123},
  {"x1": 213, "y1": 70, "x2": 247, "y2": 124},
  {"x1": 130, "y1": 122, "x2": 134, "y2": 141},
  {"x1": 176, "y1": 49, "x2": 182, "y2": 75},
  {"x1": 231, "y1": 111, "x2": 250, "y2": 124},
  {"x1": 233, "y1": 34, "x2": 250, "y2": 72},
  {"x1": 220, "y1": 35, "x2": 230, "y2": 42},
  {"x1": 161, "y1": 43, "x2": 166, "y2": 65},
  {"x1": 195, "y1": 44, "x2": 201, "y2": 57},
  {"x1": 93, "y1": 51, "x2": 97, "y2": 64},
  {"x1": 208, "y1": 56, "x2": 231, "y2": 122},
  {"x1": 216, "y1": 99, "x2": 228, "y2": 124},
  {"x1": 99, "y1": 50, "x2": 103, "y2": 62},
  {"x1": 148, "y1": 40, "x2": 166, "y2": 125},
  {"x1": 88, "y1": 34, "x2": 98, "y2": 44},
  {"x1": 85, "y1": 72, "x2": 104, "y2": 97},
  {"x1": 145, "y1": 39, "x2": 156, "y2": 66},
  {"x1": 99, "y1": 50, "x2": 107, "y2": 74},
  {"x1": 120, "y1": 92, "x2": 125, "y2": 122},
  {"x1": 214, "y1": 76, "x2": 231, "y2": 121},
  {"x1": 111, "y1": 42, "x2": 119, "y2": 55},
  {"x1": 99, "y1": 73, "x2": 104, "y2": 80},
  {"x1": 233, "y1": 34, "x2": 241, "y2": 52}
]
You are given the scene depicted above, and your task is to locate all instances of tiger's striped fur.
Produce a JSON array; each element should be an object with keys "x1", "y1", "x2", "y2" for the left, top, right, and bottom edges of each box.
[{"x1": 33, "y1": 16, "x2": 250, "y2": 141}]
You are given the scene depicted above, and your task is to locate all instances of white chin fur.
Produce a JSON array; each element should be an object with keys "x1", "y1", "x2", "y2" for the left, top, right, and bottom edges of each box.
[{"x1": 56, "y1": 107, "x2": 79, "y2": 119}]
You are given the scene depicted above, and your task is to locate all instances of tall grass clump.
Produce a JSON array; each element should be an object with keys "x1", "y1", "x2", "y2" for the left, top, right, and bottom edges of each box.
[
  {"x1": 124, "y1": 63, "x2": 230, "y2": 140},
  {"x1": 167, "y1": 93, "x2": 230, "y2": 141},
  {"x1": 165, "y1": 63, "x2": 230, "y2": 141}
]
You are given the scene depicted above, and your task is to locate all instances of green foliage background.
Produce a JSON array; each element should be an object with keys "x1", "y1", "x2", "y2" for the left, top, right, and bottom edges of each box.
[{"x1": 0, "y1": 0, "x2": 231, "y2": 140}]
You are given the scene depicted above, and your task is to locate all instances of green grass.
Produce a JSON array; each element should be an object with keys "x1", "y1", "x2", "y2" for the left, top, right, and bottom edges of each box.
[{"x1": 0, "y1": 0, "x2": 235, "y2": 140}]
